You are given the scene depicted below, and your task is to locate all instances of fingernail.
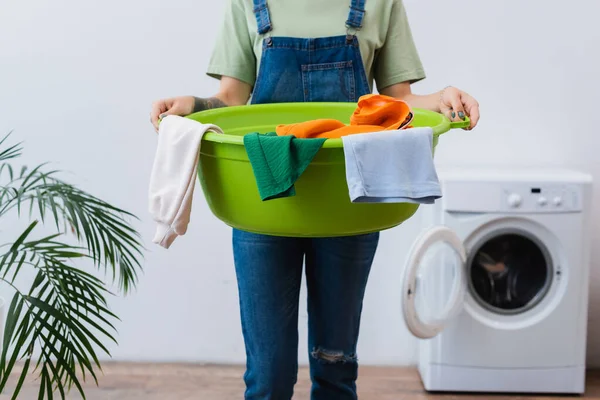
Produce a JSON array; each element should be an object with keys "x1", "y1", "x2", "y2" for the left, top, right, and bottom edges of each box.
[
  {"x1": 159, "y1": 114, "x2": 165, "y2": 119},
  {"x1": 451, "y1": 112, "x2": 456, "y2": 119},
  {"x1": 458, "y1": 111, "x2": 465, "y2": 119}
]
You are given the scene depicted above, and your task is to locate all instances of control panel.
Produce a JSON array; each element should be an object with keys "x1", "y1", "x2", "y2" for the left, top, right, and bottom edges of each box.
[
  {"x1": 501, "y1": 184, "x2": 581, "y2": 212},
  {"x1": 442, "y1": 181, "x2": 584, "y2": 213}
]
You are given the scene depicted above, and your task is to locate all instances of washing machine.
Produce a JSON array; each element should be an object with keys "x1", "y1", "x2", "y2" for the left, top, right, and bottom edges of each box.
[{"x1": 400, "y1": 168, "x2": 593, "y2": 394}]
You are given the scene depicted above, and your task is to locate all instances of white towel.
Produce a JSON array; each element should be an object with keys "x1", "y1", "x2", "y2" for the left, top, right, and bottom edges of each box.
[
  {"x1": 149, "y1": 116, "x2": 223, "y2": 248},
  {"x1": 341, "y1": 127, "x2": 441, "y2": 204}
]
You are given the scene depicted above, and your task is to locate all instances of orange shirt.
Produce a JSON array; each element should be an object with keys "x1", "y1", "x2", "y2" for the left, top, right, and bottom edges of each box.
[{"x1": 276, "y1": 94, "x2": 413, "y2": 139}]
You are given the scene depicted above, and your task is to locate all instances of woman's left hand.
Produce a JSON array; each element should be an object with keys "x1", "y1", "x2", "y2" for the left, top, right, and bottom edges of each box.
[{"x1": 440, "y1": 86, "x2": 480, "y2": 130}]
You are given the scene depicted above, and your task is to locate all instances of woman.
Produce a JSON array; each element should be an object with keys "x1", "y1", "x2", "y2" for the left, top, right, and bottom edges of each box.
[{"x1": 150, "y1": 0, "x2": 480, "y2": 398}]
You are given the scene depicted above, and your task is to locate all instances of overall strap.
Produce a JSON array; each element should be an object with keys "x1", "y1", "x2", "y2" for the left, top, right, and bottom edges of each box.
[
  {"x1": 346, "y1": 0, "x2": 366, "y2": 30},
  {"x1": 253, "y1": 0, "x2": 273, "y2": 35}
]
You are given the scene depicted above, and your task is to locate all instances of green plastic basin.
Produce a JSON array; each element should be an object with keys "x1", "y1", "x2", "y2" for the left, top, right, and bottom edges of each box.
[{"x1": 187, "y1": 102, "x2": 468, "y2": 237}]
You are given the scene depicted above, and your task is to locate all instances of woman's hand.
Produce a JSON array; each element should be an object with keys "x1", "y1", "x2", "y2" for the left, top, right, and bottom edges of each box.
[
  {"x1": 379, "y1": 82, "x2": 480, "y2": 130},
  {"x1": 440, "y1": 86, "x2": 480, "y2": 130},
  {"x1": 149, "y1": 78, "x2": 252, "y2": 132},
  {"x1": 150, "y1": 96, "x2": 196, "y2": 132}
]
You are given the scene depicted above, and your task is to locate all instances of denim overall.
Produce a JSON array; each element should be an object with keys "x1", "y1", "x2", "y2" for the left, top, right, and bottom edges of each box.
[{"x1": 232, "y1": 1, "x2": 379, "y2": 399}]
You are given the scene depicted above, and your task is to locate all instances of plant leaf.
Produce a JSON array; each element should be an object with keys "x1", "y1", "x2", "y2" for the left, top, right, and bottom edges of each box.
[{"x1": 0, "y1": 134, "x2": 144, "y2": 399}]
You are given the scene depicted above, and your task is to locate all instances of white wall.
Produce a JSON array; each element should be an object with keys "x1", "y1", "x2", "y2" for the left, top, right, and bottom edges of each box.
[{"x1": 1, "y1": 0, "x2": 599, "y2": 367}]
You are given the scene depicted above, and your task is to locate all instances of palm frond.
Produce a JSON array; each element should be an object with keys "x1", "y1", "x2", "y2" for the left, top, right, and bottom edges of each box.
[
  {"x1": 0, "y1": 133, "x2": 145, "y2": 399},
  {"x1": 0, "y1": 132, "x2": 22, "y2": 162},
  {"x1": 0, "y1": 158, "x2": 144, "y2": 293},
  {"x1": 0, "y1": 223, "x2": 118, "y2": 399}
]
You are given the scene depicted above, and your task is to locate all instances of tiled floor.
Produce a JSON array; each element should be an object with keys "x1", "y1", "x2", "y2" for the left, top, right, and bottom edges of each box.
[{"x1": 2, "y1": 364, "x2": 597, "y2": 399}]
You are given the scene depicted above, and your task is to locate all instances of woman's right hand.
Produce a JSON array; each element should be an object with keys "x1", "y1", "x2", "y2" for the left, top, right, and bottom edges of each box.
[
  {"x1": 150, "y1": 78, "x2": 252, "y2": 132},
  {"x1": 150, "y1": 96, "x2": 195, "y2": 132}
]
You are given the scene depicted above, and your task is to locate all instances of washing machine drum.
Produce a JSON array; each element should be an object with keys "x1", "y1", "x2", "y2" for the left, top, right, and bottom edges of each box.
[{"x1": 469, "y1": 233, "x2": 551, "y2": 314}]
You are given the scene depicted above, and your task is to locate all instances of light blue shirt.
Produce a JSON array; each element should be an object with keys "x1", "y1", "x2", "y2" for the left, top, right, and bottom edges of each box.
[{"x1": 342, "y1": 127, "x2": 442, "y2": 204}]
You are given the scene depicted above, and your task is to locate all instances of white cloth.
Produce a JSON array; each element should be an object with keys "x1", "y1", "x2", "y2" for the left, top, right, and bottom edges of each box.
[
  {"x1": 149, "y1": 116, "x2": 223, "y2": 248},
  {"x1": 341, "y1": 127, "x2": 441, "y2": 204}
]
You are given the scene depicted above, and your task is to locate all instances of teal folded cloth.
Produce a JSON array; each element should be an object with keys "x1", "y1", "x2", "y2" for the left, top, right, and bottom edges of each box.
[{"x1": 243, "y1": 132, "x2": 326, "y2": 201}]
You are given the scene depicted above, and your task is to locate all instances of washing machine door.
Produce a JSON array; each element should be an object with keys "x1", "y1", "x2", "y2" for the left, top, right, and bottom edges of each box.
[{"x1": 402, "y1": 226, "x2": 467, "y2": 339}]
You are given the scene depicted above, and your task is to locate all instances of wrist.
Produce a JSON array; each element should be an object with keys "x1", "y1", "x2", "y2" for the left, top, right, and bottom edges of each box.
[
  {"x1": 437, "y1": 86, "x2": 452, "y2": 113},
  {"x1": 192, "y1": 97, "x2": 205, "y2": 113},
  {"x1": 192, "y1": 96, "x2": 228, "y2": 113}
]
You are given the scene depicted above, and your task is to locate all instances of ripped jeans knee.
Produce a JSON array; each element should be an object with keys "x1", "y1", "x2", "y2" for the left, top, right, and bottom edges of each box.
[{"x1": 311, "y1": 347, "x2": 358, "y2": 364}]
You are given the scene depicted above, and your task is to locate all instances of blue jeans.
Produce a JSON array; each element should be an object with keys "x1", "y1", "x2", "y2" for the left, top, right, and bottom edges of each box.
[{"x1": 233, "y1": 229, "x2": 379, "y2": 400}]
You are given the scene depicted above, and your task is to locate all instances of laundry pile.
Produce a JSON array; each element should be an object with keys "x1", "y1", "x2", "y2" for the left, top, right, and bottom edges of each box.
[{"x1": 148, "y1": 94, "x2": 441, "y2": 248}]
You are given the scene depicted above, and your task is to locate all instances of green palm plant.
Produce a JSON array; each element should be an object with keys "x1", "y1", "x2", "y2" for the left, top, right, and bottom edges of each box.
[{"x1": 0, "y1": 133, "x2": 144, "y2": 399}]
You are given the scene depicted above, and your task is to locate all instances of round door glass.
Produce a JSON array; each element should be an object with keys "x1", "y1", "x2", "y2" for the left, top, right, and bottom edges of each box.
[
  {"x1": 403, "y1": 226, "x2": 467, "y2": 339},
  {"x1": 414, "y1": 241, "x2": 465, "y2": 326},
  {"x1": 468, "y1": 231, "x2": 553, "y2": 315}
]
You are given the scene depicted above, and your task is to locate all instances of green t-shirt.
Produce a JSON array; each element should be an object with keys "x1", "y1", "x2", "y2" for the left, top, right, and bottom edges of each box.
[{"x1": 207, "y1": 0, "x2": 426, "y2": 92}]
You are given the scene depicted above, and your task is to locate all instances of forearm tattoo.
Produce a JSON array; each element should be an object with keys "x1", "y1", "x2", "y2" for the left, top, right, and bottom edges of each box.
[{"x1": 193, "y1": 97, "x2": 228, "y2": 112}]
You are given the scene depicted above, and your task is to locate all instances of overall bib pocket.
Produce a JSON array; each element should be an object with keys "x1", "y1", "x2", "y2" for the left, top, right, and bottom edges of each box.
[{"x1": 302, "y1": 61, "x2": 356, "y2": 102}]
